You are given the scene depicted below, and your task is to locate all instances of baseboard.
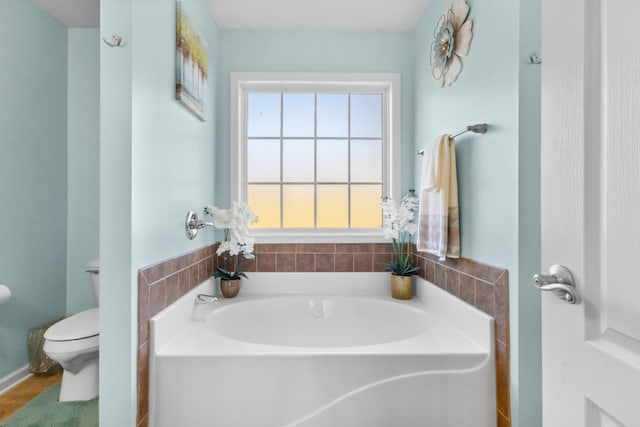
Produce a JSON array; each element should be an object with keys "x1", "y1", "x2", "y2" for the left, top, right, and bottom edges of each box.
[{"x1": 0, "y1": 364, "x2": 31, "y2": 396}]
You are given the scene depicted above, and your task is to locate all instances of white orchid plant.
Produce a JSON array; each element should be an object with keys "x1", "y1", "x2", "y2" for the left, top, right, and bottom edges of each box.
[
  {"x1": 204, "y1": 202, "x2": 258, "y2": 281},
  {"x1": 381, "y1": 190, "x2": 420, "y2": 277}
]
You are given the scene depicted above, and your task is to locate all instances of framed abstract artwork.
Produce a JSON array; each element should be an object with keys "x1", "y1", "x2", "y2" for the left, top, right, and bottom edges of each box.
[{"x1": 176, "y1": 1, "x2": 207, "y2": 120}]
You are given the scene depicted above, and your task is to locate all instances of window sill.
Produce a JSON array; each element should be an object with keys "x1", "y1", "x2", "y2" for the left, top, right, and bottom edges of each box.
[{"x1": 250, "y1": 230, "x2": 388, "y2": 244}]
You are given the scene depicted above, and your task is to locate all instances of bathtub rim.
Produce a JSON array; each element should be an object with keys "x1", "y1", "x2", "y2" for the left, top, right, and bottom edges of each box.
[{"x1": 150, "y1": 272, "x2": 494, "y2": 356}]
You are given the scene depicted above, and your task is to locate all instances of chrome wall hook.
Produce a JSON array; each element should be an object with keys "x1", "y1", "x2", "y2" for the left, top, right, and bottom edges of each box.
[
  {"x1": 185, "y1": 210, "x2": 214, "y2": 240},
  {"x1": 527, "y1": 51, "x2": 541, "y2": 64},
  {"x1": 103, "y1": 34, "x2": 127, "y2": 47}
]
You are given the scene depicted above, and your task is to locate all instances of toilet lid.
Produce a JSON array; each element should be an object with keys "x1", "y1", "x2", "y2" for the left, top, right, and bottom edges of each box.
[{"x1": 44, "y1": 308, "x2": 99, "y2": 341}]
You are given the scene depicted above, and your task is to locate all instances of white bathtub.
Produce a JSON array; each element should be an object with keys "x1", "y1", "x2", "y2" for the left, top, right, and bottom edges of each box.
[{"x1": 150, "y1": 273, "x2": 496, "y2": 427}]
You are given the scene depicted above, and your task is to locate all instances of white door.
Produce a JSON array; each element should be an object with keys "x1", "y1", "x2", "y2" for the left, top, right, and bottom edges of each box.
[{"x1": 541, "y1": 0, "x2": 640, "y2": 425}]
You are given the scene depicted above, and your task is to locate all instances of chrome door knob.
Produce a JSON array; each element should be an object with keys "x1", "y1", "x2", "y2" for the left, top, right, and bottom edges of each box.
[{"x1": 533, "y1": 265, "x2": 581, "y2": 304}]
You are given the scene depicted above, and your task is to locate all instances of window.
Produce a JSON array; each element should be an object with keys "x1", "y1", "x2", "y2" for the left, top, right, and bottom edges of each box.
[{"x1": 231, "y1": 73, "x2": 401, "y2": 242}]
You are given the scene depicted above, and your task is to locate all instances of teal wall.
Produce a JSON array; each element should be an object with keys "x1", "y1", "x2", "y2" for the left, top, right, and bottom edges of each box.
[
  {"x1": 100, "y1": 0, "x2": 219, "y2": 424},
  {"x1": 130, "y1": 0, "x2": 218, "y2": 266},
  {"x1": 517, "y1": 0, "x2": 542, "y2": 425},
  {"x1": 414, "y1": 0, "x2": 520, "y2": 266},
  {"x1": 215, "y1": 30, "x2": 416, "y2": 205},
  {"x1": 0, "y1": 0, "x2": 538, "y2": 424},
  {"x1": 99, "y1": 1, "x2": 134, "y2": 424},
  {"x1": 0, "y1": 0, "x2": 68, "y2": 379},
  {"x1": 413, "y1": 0, "x2": 541, "y2": 425},
  {"x1": 67, "y1": 28, "x2": 100, "y2": 314},
  {"x1": 96, "y1": 2, "x2": 541, "y2": 424}
]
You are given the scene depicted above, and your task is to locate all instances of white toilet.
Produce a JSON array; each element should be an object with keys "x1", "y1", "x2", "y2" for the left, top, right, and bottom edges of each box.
[{"x1": 44, "y1": 258, "x2": 100, "y2": 402}]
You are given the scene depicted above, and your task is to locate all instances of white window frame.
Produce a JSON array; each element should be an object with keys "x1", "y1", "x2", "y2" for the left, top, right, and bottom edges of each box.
[{"x1": 230, "y1": 72, "x2": 401, "y2": 243}]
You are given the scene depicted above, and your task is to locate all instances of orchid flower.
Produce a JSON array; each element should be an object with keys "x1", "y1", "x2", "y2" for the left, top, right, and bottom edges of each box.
[
  {"x1": 380, "y1": 190, "x2": 420, "y2": 277},
  {"x1": 205, "y1": 202, "x2": 259, "y2": 280}
]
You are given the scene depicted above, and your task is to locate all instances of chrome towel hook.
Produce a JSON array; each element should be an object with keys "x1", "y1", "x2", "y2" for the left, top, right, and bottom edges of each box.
[
  {"x1": 103, "y1": 34, "x2": 127, "y2": 47},
  {"x1": 185, "y1": 210, "x2": 214, "y2": 240}
]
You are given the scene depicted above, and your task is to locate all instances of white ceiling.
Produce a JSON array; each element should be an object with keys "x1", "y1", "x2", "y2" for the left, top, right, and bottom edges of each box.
[
  {"x1": 33, "y1": 0, "x2": 432, "y2": 31},
  {"x1": 207, "y1": 0, "x2": 433, "y2": 31},
  {"x1": 34, "y1": 0, "x2": 99, "y2": 28}
]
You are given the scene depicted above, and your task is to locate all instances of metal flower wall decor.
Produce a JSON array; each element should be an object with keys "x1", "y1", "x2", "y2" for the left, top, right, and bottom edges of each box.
[{"x1": 431, "y1": 0, "x2": 473, "y2": 87}]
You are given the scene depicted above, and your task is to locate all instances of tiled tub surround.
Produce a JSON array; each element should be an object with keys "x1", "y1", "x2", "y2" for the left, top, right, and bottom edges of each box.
[
  {"x1": 411, "y1": 250, "x2": 511, "y2": 427},
  {"x1": 136, "y1": 243, "x2": 509, "y2": 427},
  {"x1": 136, "y1": 245, "x2": 217, "y2": 427}
]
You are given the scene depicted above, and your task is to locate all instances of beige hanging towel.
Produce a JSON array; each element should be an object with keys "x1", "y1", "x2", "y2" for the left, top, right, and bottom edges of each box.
[{"x1": 416, "y1": 134, "x2": 460, "y2": 260}]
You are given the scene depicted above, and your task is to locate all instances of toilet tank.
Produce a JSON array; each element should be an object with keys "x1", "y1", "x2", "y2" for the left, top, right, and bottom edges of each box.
[{"x1": 88, "y1": 258, "x2": 100, "y2": 306}]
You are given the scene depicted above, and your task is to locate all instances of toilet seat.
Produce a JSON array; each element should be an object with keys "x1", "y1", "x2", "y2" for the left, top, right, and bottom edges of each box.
[
  {"x1": 44, "y1": 308, "x2": 99, "y2": 355},
  {"x1": 43, "y1": 334, "x2": 99, "y2": 354},
  {"x1": 44, "y1": 308, "x2": 99, "y2": 341}
]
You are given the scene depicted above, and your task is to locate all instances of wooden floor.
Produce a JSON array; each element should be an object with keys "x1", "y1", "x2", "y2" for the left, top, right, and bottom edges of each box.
[{"x1": 0, "y1": 369, "x2": 62, "y2": 423}]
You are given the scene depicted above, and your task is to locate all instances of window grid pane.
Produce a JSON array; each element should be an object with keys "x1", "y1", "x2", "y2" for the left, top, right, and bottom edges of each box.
[
  {"x1": 317, "y1": 185, "x2": 348, "y2": 228},
  {"x1": 248, "y1": 184, "x2": 281, "y2": 228},
  {"x1": 350, "y1": 184, "x2": 383, "y2": 228},
  {"x1": 248, "y1": 139, "x2": 280, "y2": 182},
  {"x1": 283, "y1": 93, "x2": 315, "y2": 137},
  {"x1": 283, "y1": 185, "x2": 315, "y2": 228},
  {"x1": 283, "y1": 139, "x2": 314, "y2": 182},
  {"x1": 246, "y1": 90, "x2": 384, "y2": 229},
  {"x1": 350, "y1": 94, "x2": 383, "y2": 138},
  {"x1": 248, "y1": 93, "x2": 281, "y2": 137}
]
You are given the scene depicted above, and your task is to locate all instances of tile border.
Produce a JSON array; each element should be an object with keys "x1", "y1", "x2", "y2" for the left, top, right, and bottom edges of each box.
[
  {"x1": 136, "y1": 243, "x2": 510, "y2": 427},
  {"x1": 136, "y1": 245, "x2": 217, "y2": 427},
  {"x1": 412, "y1": 249, "x2": 511, "y2": 425}
]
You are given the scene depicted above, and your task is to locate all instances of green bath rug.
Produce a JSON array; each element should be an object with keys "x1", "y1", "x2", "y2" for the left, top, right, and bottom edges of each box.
[{"x1": 1, "y1": 384, "x2": 98, "y2": 427}]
